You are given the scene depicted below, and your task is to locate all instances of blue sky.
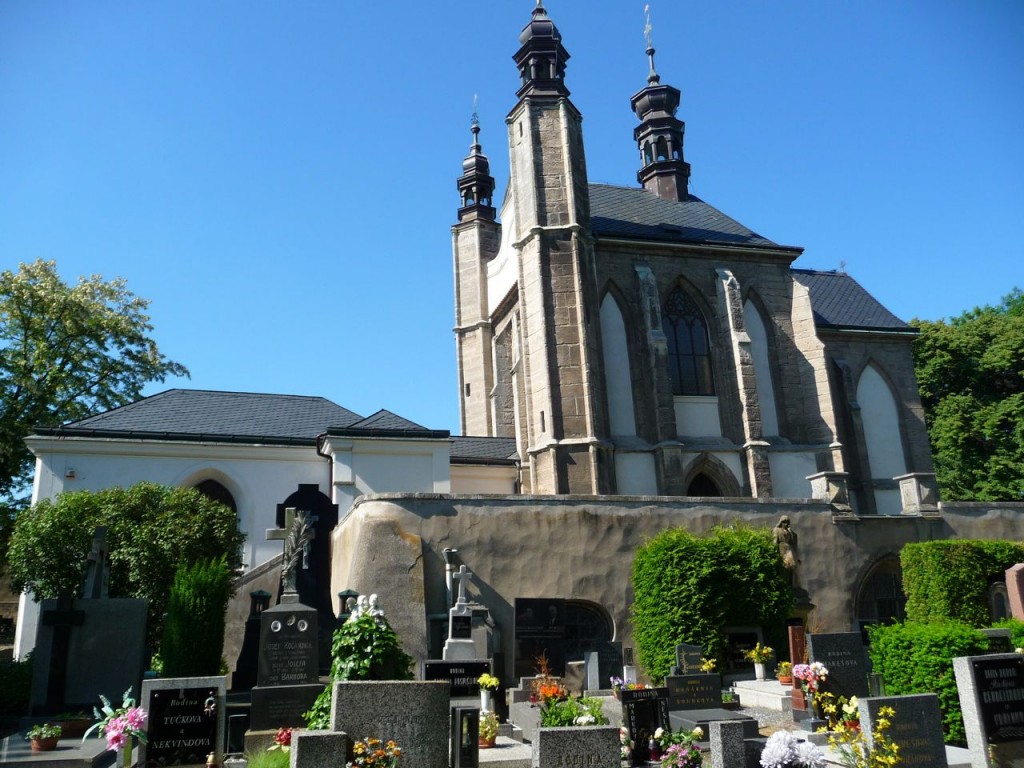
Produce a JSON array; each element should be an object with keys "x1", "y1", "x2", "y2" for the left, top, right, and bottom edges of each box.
[{"x1": 2, "y1": 1, "x2": 1021, "y2": 435}]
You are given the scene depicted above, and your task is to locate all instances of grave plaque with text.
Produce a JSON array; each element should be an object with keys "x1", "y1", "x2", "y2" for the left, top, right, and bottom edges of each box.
[
  {"x1": 861, "y1": 694, "x2": 946, "y2": 768},
  {"x1": 424, "y1": 660, "x2": 491, "y2": 698},
  {"x1": 513, "y1": 598, "x2": 566, "y2": 678},
  {"x1": 666, "y1": 674, "x2": 720, "y2": 711},
  {"x1": 955, "y1": 653, "x2": 1024, "y2": 768},
  {"x1": 674, "y1": 643, "x2": 703, "y2": 674},
  {"x1": 620, "y1": 687, "x2": 670, "y2": 764},
  {"x1": 808, "y1": 632, "x2": 870, "y2": 698},
  {"x1": 140, "y1": 677, "x2": 225, "y2": 768}
]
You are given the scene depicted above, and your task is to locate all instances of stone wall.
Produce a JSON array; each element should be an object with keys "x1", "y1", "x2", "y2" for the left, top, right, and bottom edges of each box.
[{"x1": 329, "y1": 493, "x2": 1023, "y2": 680}]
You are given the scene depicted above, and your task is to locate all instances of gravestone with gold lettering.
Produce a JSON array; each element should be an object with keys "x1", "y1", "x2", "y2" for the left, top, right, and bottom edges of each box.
[
  {"x1": 140, "y1": 676, "x2": 226, "y2": 767},
  {"x1": 955, "y1": 653, "x2": 1024, "y2": 768}
]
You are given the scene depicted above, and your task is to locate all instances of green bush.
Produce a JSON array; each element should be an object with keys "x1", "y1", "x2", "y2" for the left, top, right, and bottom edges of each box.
[
  {"x1": 303, "y1": 612, "x2": 414, "y2": 729},
  {"x1": 0, "y1": 653, "x2": 32, "y2": 716},
  {"x1": 7, "y1": 482, "x2": 245, "y2": 644},
  {"x1": 902, "y1": 540, "x2": 1024, "y2": 625},
  {"x1": 540, "y1": 696, "x2": 608, "y2": 727},
  {"x1": 161, "y1": 557, "x2": 234, "y2": 677},
  {"x1": 631, "y1": 524, "x2": 792, "y2": 680},
  {"x1": 868, "y1": 621, "x2": 988, "y2": 744}
]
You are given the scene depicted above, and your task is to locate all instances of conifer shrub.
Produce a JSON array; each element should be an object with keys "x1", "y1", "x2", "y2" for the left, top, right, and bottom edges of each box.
[
  {"x1": 901, "y1": 540, "x2": 1024, "y2": 625},
  {"x1": 631, "y1": 524, "x2": 793, "y2": 681},
  {"x1": 303, "y1": 612, "x2": 414, "y2": 729},
  {"x1": 161, "y1": 557, "x2": 234, "y2": 677},
  {"x1": 868, "y1": 621, "x2": 987, "y2": 744}
]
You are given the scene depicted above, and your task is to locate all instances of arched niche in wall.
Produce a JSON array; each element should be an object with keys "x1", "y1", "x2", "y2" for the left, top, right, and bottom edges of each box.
[
  {"x1": 683, "y1": 454, "x2": 740, "y2": 497},
  {"x1": 855, "y1": 555, "x2": 907, "y2": 630},
  {"x1": 563, "y1": 599, "x2": 615, "y2": 660},
  {"x1": 856, "y1": 364, "x2": 908, "y2": 515},
  {"x1": 988, "y1": 582, "x2": 1011, "y2": 623}
]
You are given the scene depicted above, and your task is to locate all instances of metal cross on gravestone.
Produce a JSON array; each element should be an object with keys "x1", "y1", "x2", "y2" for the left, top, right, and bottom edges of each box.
[
  {"x1": 453, "y1": 564, "x2": 473, "y2": 606},
  {"x1": 266, "y1": 507, "x2": 317, "y2": 601}
]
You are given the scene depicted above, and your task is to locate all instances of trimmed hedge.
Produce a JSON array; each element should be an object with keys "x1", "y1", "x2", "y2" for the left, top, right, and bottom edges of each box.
[
  {"x1": 868, "y1": 621, "x2": 988, "y2": 744},
  {"x1": 631, "y1": 524, "x2": 792, "y2": 681},
  {"x1": 161, "y1": 557, "x2": 234, "y2": 677},
  {"x1": 901, "y1": 540, "x2": 1024, "y2": 625}
]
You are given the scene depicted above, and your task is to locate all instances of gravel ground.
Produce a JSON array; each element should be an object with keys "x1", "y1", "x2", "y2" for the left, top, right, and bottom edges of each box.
[{"x1": 741, "y1": 705, "x2": 801, "y2": 736}]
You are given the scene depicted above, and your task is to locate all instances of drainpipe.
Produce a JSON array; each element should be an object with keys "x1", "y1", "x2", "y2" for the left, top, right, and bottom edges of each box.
[
  {"x1": 315, "y1": 432, "x2": 333, "y2": 504},
  {"x1": 443, "y1": 547, "x2": 458, "y2": 609}
]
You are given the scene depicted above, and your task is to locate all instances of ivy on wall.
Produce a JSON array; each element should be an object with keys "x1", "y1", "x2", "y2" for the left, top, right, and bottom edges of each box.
[
  {"x1": 631, "y1": 524, "x2": 792, "y2": 681},
  {"x1": 901, "y1": 540, "x2": 1024, "y2": 625}
]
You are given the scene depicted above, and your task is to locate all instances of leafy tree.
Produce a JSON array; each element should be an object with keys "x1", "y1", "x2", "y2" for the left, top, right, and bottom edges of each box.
[
  {"x1": 911, "y1": 289, "x2": 1024, "y2": 501},
  {"x1": 0, "y1": 259, "x2": 188, "y2": 506},
  {"x1": 6, "y1": 482, "x2": 244, "y2": 643}
]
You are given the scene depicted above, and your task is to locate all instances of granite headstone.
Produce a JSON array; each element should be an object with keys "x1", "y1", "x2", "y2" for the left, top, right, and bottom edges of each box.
[
  {"x1": 1007, "y1": 564, "x2": 1024, "y2": 622},
  {"x1": 620, "y1": 687, "x2": 670, "y2": 764},
  {"x1": 808, "y1": 632, "x2": 870, "y2": 698},
  {"x1": 954, "y1": 653, "x2": 1024, "y2": 768},
  {"x1": 532, "y1": 726, "x2": 620, "y2": 768},
  {"x1": 860, "y1": 694, "x2": 946, "y2": 768},
  {"x1": 674, "y1": 643, "x2": 704, "y2": 675},
  {"x1": 514, "y1": 598, "x2": 566, "y2": 678}
]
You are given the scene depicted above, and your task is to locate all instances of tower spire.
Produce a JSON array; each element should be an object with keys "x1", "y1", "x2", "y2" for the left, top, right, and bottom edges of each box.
[
  {"x1": 513, "y1": 0, "x2": 571, "y2": 99},
  {"x1": 631, "y1": 4, "x2": 690, "y2": 201},
  {"x1": 456, "y1": 96, "x2": 496, "y2": 222}
]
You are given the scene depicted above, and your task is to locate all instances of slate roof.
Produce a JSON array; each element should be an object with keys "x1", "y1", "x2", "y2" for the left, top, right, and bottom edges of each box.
[
  {"x1": 325, "y1": 409, "x2": 450, "y2": 439},
  {"x1": 589, "y1": 183, "x2": 790, "y2": 250},
  {"x1": 450, "y1": 437, "x2": 519, "y2": 464},
  {"x1": 35, "y1": 389, "x2": 365, "y2": 445},
  {"x1": 792, "y1": 269, "x2": 914, "y2": 333}
]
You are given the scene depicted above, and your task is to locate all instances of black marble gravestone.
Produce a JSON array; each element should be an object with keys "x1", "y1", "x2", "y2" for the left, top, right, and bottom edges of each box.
[
  {"x1": 513, "y1": 598, "x2": 566, "y2": 678},
  {"x1": 620, "y1": 687, "x2": 670, "y2": 764}
]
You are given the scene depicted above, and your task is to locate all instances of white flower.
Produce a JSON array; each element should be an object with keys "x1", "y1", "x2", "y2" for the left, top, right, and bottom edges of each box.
[
  {"x1": 795, "y1": 740, "x2": 826, "y2": 768},
  {"x1": 760, "y1": 731, "x2": 797, "y2": 768},
  {"x1": 691, "y1": 726, "x2": 704, "y2": 739},
  {"x1": 654, "y1": 728, "x2": 664, "y2": 739},
  {"x1": 573, "y1": 714, "x2": 596, "y2": 726},
  {"x1": 1016, "y1": 647, "x2": 1024, "y2": 654}
]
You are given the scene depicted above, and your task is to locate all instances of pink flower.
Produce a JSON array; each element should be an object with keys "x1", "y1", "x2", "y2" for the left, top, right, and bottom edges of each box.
[
  {"x1": 124, "y1": 707, "x2": 146, "y2": 731},
  {"x1": 103, "y1": 716, "x2": 126, "y2": 737},
  {"x1": 105, "y1": 730, "x2": 128, "y2": 752}
]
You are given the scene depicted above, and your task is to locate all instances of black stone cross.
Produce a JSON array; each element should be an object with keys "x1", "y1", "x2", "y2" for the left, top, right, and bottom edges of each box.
[{"x1": 40, "y1": 594, "x2": 85, "y2": 712}]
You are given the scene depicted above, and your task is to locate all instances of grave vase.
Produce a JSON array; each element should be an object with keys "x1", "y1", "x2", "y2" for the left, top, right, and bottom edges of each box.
[
  {"x1": 754, "y1": 662, "x2": 766, "y2": 681},
  {"x1": 480, "y1": 688, "x2": 492, "y2": 712}
]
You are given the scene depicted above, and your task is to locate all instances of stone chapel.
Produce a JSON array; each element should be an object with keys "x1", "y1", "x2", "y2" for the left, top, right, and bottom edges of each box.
[{"x1": 14, "y1": 4, "x2": 1023, "y2": 676}]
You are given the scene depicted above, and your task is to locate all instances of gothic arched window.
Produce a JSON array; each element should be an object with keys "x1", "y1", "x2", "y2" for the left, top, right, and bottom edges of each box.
[
  {"x1": 194, "y1": 479, "x2": 237, "y2": 515},
  {"x1": 663, "y1": 287, "x2": 714, "y2": 396}
]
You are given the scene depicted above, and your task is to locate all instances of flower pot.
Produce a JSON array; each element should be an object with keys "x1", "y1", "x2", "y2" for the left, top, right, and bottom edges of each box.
[
  {"x1": 777, "y1": 675, "x2": 793, "y2": 686},
  {"x1": 478, "y1": 736, "x2": 497, "y2": 749},
  {"x1": 480, "y1": 689, "x2": 492, "y2": 713},
  {"x1": 754, "y1": 662, "x2": 766, "y2": 681},
  {"x1": 31, "y1": 737, "x2": 59, "y2": 752}
]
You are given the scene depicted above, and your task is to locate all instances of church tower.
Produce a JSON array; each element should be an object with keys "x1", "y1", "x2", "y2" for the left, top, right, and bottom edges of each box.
[
  {"x1": 453, "y1": 4, "x2": 612, "y2": 494},
  {"x1": 453, "y1": 112, "x2": 500, "y2": 438}
]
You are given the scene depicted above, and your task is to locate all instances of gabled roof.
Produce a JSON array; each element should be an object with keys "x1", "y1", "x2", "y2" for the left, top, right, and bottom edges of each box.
[
  {"x1": 450, "y1": 436, "x2": 519, "y2": 465},
  {"x1": 325, "y1": 409, "x2": 450, "y2": 440},
  {"x1": 589, "y1": 183, "x2": 793, "y2": 250},
  {"x1": 34, "y1": 389, "x2": 365, "y2": 445},
  {"x1": 793, "y1": 269, "x2": 914, "y2": 333}
]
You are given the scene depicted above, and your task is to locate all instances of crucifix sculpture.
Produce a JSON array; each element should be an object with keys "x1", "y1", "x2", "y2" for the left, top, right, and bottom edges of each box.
[
  {"x1": 266, "y1": 507, "x2": 315, "y2": 602},
  {"x1": 452, "y1": 564, "x2": 473, "y2": 606}
]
